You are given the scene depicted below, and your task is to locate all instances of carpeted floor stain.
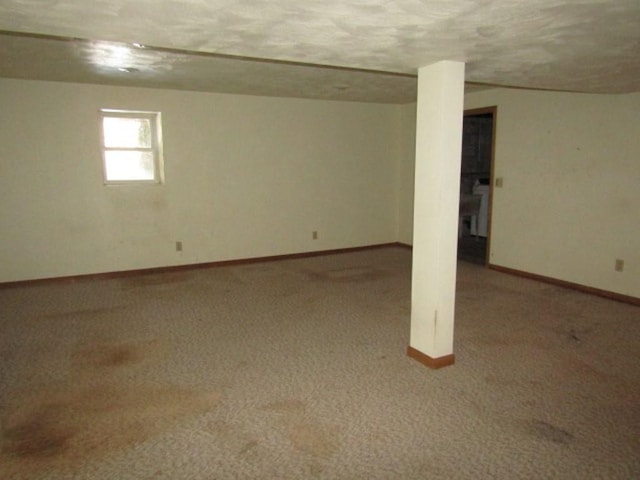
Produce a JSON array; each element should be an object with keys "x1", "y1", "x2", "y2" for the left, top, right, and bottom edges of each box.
[
  {"x1": 307, "y1": 266, "x2": 391, "y2": 283},
  {"x1": 288, "y1": 421, "x2": 339, "y2": 458},
  {"x1": 527, "y1": 420, "x2": 575, "y2": 444},
  {"x1": 0, "y1": 338, "x2": 222, "y2": 479},
  {"x1": 207, "y1": 420, "x2": 260, "y2": 458},
  {"x1": 237, "y1": 440, "x2": 258, "y2": 456},
  {"x1": 260, "y1": 399, "x2": 339, "y2": 459},
  {"x1": 560, "y1": 356, "x2": 620, "y2": 385},
  {"x1": 554, "y1": 326, "x2": 594, "y2": 344},
  {"x1": 71, "y1": 339, "x2": 165, "y2": 370},
  {"x1": 3, "y1": 406, "x2": 73, "y2": 457},
  {"x1": 1, "y1": 384, "x2": 222, "y2": 477}
]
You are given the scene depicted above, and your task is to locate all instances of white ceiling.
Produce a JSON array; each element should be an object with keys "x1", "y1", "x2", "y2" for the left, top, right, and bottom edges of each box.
[{"x1": 1, "y1": 0, "x2": 639, "y2": 103}]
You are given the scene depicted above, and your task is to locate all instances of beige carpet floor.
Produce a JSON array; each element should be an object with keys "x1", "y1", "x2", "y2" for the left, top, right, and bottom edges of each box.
[{"x1": 0, "y1": 246, "x2": 638, "y2": 479}]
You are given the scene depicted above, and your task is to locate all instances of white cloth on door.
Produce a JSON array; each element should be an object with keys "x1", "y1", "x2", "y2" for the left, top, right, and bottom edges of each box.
[{"x1": 471, "y1": 184, "x2": 489, "y2": 237}]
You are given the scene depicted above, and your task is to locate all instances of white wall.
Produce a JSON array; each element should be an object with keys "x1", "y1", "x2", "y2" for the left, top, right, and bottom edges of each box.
[
  {"x1": 464, "y1": 88, "x2": 639, "y2": 298},
  {"x1": 0, "y1": 78, "x2": 403, "y2": 282},
  {"x1": 396, "y1": 103, "x2": 416, "y2": 245}
]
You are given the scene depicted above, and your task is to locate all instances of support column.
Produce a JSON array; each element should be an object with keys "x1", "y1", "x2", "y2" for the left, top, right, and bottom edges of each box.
[{"x1": 407, "y1": 61, "x2": 465, "y2": 369}]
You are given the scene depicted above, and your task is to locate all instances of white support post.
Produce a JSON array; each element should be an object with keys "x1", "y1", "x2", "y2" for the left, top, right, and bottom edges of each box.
[{"x1": 408, "y1": 60, "x2": 465, "y2": 369}]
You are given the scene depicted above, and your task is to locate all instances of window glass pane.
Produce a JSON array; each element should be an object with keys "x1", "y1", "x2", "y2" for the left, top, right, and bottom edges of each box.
[
  {"x1": 103, "y1": 117, "x2": 152, "y2": 148},
  {"x1": 104, "y1": 150, "x2": 155, "y2": 181}
]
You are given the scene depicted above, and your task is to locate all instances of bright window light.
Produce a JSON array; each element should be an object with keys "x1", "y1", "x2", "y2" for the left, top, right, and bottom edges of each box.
[{"x1": 100, "y1": 110, "x2": 163, "y2": 184}]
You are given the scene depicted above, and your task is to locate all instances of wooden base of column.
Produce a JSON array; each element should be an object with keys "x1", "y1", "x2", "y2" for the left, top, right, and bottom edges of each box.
[{"x1": 407, "y1": 346, "x2": 455, "y2": 369}]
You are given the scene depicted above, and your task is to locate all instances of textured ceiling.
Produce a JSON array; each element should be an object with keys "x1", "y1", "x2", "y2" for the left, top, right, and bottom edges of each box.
[
  {"x1": 0, "y1": 32, "x2": 419, "y2": 103},
  {"x1": 1, "y1": 0, "x2": 639, "y2": 103}
]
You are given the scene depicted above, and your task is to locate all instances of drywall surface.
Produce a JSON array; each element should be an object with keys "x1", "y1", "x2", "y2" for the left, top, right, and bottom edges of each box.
[
  {"x1": 396, "y1": 102, "x2": 416, "y2": 245},
  {"x1": 0, "y1": 78, "x2": 401, "y2": 282},
  {"x1": 465, "y1": 88, "x2": 639, "y2": 298}
]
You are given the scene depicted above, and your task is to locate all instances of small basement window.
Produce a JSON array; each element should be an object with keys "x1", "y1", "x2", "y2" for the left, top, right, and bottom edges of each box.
[{"x1": 100, "y1": 109, "x2": 164, "y2": 184}]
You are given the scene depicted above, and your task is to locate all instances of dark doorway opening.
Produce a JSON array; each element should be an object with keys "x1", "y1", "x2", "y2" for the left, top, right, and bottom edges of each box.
[{"x1": 458, "y1": 107, "x2": 496, "y2": 265}]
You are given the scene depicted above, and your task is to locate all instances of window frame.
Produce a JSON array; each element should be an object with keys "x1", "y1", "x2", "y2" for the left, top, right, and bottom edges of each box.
[{"x1": 99, "y1": 109, "x2": 164, "y2": 185}]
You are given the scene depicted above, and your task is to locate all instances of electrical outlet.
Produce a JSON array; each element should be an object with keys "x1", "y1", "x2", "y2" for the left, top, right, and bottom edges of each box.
[
  {"x1": 176, "y1": 241, "x2": 183, "y2": 252},
  {"x1": 312, "y1": 231, "x2": 318, "y2": 240},
  {"x1": 614, "y1": 259, "x2": 624, "y2": 272}
]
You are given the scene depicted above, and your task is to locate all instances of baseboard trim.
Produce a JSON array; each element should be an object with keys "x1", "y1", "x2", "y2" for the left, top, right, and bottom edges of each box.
[
  {"x1": 407, "y1": 346, "x2": 455, "y2": 369},
  {"x1": 0, "y1": 242, "x2": 408, "y2": 289},
  {"x1": 489, "y1": 264, "x2": 640, "y2": 306}
]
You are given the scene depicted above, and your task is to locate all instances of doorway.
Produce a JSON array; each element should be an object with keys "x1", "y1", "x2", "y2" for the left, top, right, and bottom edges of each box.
[{"x1": 457, "y1": 107, "x2": 496, "y2": 265}]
